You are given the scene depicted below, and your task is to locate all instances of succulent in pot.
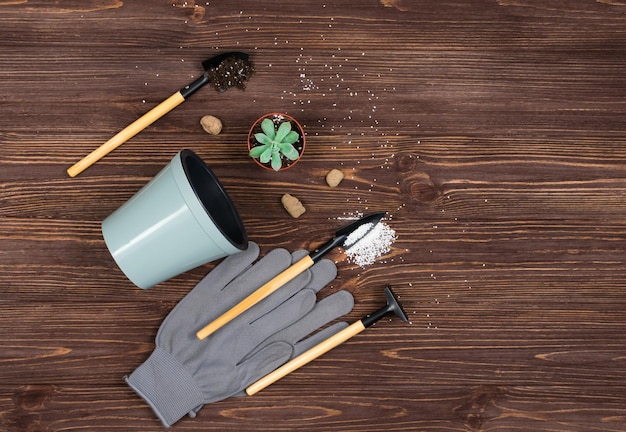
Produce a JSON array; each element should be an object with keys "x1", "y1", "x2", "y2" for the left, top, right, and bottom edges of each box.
[{"x1": 248, "y1": 113, "x2": 305, "y2": 171}]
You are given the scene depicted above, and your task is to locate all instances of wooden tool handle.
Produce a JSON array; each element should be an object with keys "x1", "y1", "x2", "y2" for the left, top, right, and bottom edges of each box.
[
  {"x1": 66, "y1": 92, "x2": 186, "y2": 177},
  {"x1": 196, "y1": 255, "x2": 315, "y2": 340},
  {"x1": 246, "y1": 320, "x2": 366, "y2": 396}
]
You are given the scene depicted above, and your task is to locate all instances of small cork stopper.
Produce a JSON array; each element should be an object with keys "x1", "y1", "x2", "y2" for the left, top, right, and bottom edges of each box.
[
  {"x1": 281, "y1": 194, "x2": 306, "y2": 218},
  {"x1": 326, "y1": 168, "x2": 344, "y2": 187},
  {"x1": 200, "y1": 115, "x2": 223, "y2": 135}
]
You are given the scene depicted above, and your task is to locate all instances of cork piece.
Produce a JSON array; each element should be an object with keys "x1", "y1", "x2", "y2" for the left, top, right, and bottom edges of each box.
[
  {"x1": 325, "y1": 168, "x2": 344, "y2": 187},
  {"x1": 200, "y1": 115, "x2": 223, "y2": 135},
  {"x1": 281, "y1": 194, "x2": 306, "y2": 218}
]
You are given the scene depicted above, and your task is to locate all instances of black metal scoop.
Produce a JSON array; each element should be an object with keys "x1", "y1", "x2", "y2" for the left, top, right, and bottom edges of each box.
[
  {"x1": 183, "y1": 51, "x2": 254, "y2": 96},
  {"x1": 309, "y1": 212, "x2": 385, "y2": 261},
  {"x1": 197, "y1": 212, "x2": 386, "y2": 340},
  {"x1": 67, "y1": 52, "x2": 254, "y2": 177},
  {"x1": 246, "y1": 286, "x2": 409, "y2": 395}
]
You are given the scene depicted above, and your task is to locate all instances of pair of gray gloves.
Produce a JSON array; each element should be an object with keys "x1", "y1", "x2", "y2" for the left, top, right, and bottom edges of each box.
[{"x1": 126, "y1": 242, "x2": 354, "y2": 428}]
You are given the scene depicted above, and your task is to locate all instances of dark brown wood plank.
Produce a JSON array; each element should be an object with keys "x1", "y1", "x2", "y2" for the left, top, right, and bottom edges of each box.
[{"x1": 1, "y1": 0, "x2": 625, "y2": 430}]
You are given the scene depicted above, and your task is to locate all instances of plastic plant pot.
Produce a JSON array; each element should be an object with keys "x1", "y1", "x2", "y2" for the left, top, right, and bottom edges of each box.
[{"x1": 101, "y1": 149, "x2": 248, "y2": 289}]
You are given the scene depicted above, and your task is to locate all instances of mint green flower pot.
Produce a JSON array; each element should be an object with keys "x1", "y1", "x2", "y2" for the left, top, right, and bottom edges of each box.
[{"x1": 102, "y1": 149, "x2": 247, "y2": 289}]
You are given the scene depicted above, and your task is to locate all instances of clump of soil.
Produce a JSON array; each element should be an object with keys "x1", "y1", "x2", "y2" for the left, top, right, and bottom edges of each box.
[{"x1": 208, "y1": 55, "x2": 255, "y2": 92}]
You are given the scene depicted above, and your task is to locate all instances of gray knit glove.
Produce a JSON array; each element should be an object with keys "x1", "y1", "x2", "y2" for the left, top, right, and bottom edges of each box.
[{"x1": 126, "y1": 242, "x2": 353, "y2": 428}]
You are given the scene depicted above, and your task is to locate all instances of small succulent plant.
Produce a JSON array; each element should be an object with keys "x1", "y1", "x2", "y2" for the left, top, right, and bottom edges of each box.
[{"x1": 249, "y1": 118, "x2": 301, "y2": 171}]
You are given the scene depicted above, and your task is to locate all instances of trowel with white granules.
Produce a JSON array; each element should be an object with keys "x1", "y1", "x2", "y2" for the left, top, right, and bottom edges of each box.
[{"x1": 196, "y1": 212, "x2": 386, "y2": 340}]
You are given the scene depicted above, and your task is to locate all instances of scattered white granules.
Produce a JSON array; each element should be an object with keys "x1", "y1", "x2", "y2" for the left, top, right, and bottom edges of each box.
[
  {"x1": 344, "y1": 221, "x2": 396, "y2": 267},
  {"x1": 344, "y1": 223, "x2": 373, "y2": 248}
]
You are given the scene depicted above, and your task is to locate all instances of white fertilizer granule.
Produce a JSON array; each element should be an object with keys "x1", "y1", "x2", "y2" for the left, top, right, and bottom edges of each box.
[
  {"x1": 344, "y1": 221, "x2": 396, "y2": 267},
  {"x1": 344, "y1": 223, "x2": 373, "y2": 248}
]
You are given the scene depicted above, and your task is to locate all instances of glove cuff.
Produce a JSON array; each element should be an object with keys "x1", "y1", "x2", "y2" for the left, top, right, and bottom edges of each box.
[{"x1": 126, "y1": 347, "x2": 204, "y2": 428}]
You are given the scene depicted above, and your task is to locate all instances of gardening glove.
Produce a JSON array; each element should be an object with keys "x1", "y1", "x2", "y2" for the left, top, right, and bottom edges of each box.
[{"x1": 126, "y1": 242, "x2": 353, "y2": 428}]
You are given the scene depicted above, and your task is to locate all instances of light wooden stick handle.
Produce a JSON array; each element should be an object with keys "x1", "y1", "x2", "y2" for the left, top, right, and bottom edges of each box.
[
  {"x1": 246, "y1": 320, "x2": 366, "y2": 396},
  {"x1": 196, "y1": 255, "x2": 315, "y2": 340},
  {"x1": 67, "y1": 92, "x2": 186, "y2": 177}
]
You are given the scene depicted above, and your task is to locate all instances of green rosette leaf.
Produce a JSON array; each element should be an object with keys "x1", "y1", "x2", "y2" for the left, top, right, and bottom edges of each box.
[{"x1": 260, "y1": 118, "x2": 276, "y2": 139}]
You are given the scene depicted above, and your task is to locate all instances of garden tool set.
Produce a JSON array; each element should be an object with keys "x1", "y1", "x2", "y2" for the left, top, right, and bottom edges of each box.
[
  {"x1": 125, "y1": 214, "x2": 406, "y2": 427},
  {"x1": 66, "y1": 51, "x2": 407, "y2": 427}
]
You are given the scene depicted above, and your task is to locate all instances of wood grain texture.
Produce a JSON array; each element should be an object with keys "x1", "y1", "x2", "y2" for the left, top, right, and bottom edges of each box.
[{"x1": 1, "y1": 0, "x2": 625, "y2": 431}]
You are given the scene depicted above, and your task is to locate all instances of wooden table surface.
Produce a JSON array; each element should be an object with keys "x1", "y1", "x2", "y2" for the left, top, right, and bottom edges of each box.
[{"x1": 1, "y1": 1, "x2": 625, "y2": 431}]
